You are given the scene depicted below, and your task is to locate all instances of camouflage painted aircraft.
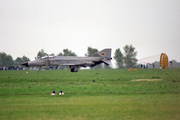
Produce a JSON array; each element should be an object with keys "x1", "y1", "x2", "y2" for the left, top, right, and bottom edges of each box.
[{"x1": 22, "y1": 48, "x2": 112, "y2": 73}]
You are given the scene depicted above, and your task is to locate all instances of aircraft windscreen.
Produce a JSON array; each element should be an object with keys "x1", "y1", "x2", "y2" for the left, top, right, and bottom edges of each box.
[{"x1": 39, "y1": 56, "x2": 55, "y2": 60}]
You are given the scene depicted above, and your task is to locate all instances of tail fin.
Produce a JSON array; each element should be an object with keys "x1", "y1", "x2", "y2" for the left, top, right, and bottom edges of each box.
[{"x1": 90, "y1": 48, "x2": 111, "y2": 58}]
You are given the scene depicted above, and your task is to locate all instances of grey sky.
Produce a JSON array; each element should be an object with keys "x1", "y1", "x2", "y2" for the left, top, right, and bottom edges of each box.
[{"x1": 0, "y1": 0, "x2": 180, "y2": 66}]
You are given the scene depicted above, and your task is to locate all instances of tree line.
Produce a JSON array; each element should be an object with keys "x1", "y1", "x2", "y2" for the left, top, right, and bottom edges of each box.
[
  {"x1": 114, "y1": 45, "x2": 137, "y2": 68},
  {"x1": 0, "y1": 45, "x2": 137, "y2": 69}
]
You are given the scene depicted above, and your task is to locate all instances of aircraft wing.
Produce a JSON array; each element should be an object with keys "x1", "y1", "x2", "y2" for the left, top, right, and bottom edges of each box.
[{"x1": 56, "y1": 61, "x2": 95, "y2": 67}]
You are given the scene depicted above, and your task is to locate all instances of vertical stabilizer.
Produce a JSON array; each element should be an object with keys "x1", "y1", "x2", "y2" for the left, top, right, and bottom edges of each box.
[
  {"x1": 97, "y1": 48, "x2": 111, "y2": 58},
  {"x1": 90, "y1": 48, "x2": 111, "y2": 58}
]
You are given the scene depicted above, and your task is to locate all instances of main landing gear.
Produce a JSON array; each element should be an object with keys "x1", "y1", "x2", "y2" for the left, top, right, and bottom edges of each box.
[{"x1": 38, "y1": 67, "x2": 41, "y2": 73}]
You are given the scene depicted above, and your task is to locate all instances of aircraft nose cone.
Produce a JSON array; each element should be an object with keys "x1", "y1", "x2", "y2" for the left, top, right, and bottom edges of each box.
[{"x1": 21, "y1": 62, "x2": 29, "y2": 67}]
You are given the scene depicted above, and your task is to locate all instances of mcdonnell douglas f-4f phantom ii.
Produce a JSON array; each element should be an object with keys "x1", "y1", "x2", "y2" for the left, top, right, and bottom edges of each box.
[{"x1": 22, "y1": 48, "x2": 112, "y2": 73}]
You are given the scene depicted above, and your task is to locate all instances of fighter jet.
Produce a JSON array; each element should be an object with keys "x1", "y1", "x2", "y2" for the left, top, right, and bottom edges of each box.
[{"x1": 22, "y1": 48, "x2": 112, "y2": 73}]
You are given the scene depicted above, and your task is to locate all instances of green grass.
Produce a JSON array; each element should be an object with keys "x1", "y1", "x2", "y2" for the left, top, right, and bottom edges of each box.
[{"x1": 0, "y1": 68, "x2": 180, "y2": 119}]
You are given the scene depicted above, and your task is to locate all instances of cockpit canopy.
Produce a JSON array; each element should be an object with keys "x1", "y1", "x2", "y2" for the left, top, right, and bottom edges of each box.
[{"x1": 39, "y1": 55, "x2": 55, "y2": 60}]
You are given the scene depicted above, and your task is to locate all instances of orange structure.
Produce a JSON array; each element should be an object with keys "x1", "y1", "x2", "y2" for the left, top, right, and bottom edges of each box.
[
  {"x1": 160, "y1": 53, "x2": 168, "y2": 69},
  {"x1": 128, "y1": 69, "x2": 137, "y2": 71}
]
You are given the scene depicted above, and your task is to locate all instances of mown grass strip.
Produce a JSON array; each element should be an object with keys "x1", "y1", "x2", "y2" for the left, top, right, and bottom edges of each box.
[{"x1": 0, "y1": 68, "x2": 180, "y2": 119}]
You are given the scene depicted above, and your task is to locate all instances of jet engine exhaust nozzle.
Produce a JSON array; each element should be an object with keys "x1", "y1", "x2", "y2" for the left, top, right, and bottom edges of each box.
[{"x1": 21, "y1": 62, "x2": 28, "y2": 67}]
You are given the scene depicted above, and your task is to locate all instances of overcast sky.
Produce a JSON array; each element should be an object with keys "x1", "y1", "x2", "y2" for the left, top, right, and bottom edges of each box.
[{"x1": 0, "y1": 0, "x2": 180, "y2": 67}]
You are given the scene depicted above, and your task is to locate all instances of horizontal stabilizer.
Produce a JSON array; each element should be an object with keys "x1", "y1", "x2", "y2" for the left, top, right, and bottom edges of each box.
[{"x1": 101, "y1": 59, "x2": 112, "y2": 65}]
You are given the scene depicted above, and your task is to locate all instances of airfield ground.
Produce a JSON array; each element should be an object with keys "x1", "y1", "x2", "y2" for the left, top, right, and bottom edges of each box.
[{"x1": 0, "y1": 68, "x2": 180, "y2": 119}]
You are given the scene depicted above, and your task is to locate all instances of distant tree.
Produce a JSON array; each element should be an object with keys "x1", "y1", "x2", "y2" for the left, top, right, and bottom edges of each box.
[
  {"x1": 14, "y1": 57, "x2": 23, "y2": 65},
  {"x1": 35, "y1": 49, "x2": 48, "y2": 59},
  {"x1": 123, "y1": 45, "x2": 137, "y2": 68},
  {"x1": 22, "y1": 55, "x2": 30, "y2": 62},
  {"x1": 85, "y1": 47, "x2": 98, "y2": 56},
  {"x1": 114, "y1": 48, "x2": 124, "y2": 68},
  {"x1": 57, "y1": 49, "x2": 77, "y2": 56},
  {"x1": 49, "y1": 53, "x2": 55, "y2": 56},
  {"x1": 57, "y1": 52, "x2": 63, "y2": 56},
  {"x1": 0, "y1": 52, "x2": 14, "y2": 66},
  {"x1": 14, "y1": 55, "x2": 30, "y2": 65}
]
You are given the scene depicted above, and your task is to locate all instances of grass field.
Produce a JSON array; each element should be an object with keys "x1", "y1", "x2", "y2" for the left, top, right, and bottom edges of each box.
[{"x1": 0, "y1": 68, "x2": 180, "y2": 120}]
